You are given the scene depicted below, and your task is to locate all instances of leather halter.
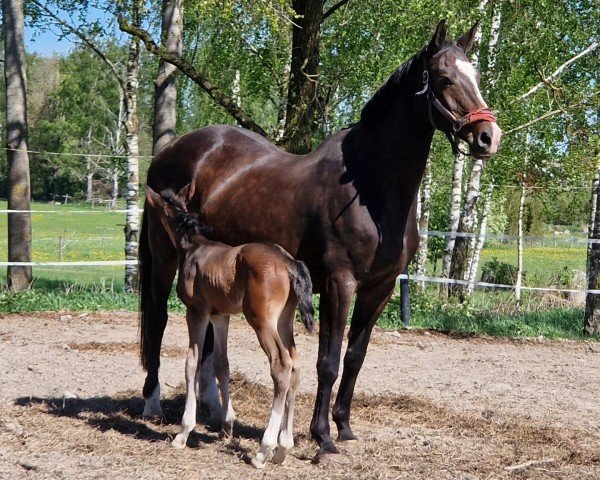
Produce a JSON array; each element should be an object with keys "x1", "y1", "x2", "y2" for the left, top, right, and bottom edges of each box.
[{"x1": 415, "y1": 66, "x2": 496, "y2": 156}]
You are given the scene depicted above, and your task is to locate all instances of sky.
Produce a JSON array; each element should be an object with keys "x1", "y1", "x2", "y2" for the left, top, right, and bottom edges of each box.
[{"x1": 24, "y1": 6, "x2": 119, "y2": 57}]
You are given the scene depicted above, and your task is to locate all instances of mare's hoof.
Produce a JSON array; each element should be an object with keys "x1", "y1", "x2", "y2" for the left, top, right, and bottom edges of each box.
[
  {"x1": 141, "y1": 403, "x2": 163, "y2": 418},
  {"x1": 311, "y1": 441, "x2": 340, "y2": 464},
  {"x1": 171, "y1": 435, "x2": 187, "y2": 449},
  {"x1": 337, "y1": 428, "x2": 358, "y2": 442}
]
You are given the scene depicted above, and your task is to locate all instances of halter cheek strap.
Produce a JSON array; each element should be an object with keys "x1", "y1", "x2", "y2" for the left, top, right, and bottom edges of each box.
[{"x1": 415, "y1": 67, "x2": 497, "y2": 156}]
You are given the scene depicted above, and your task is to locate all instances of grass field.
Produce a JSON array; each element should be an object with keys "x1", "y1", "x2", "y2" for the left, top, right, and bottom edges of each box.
[{"x1": 0, "y1": 201, "x2": 592, "y2": 339}]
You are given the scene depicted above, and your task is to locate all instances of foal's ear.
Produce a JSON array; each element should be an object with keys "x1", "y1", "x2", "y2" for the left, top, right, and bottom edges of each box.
[
  {"x1": 457, "y1": 22, "x2": 479, "y2": 54},
  {"x1": 176, "y1": 182, "x2": 196, "y2": 205},
  {"x1": 145, "y1": 186, "x2": 164, "y2": 209},
  {"x1": 427, "y1": 19, "x2": 447, "y2": 54}
]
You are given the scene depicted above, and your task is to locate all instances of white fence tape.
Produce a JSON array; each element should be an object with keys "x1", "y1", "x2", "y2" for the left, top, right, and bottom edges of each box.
[
  {"x1": 0, "y1": 260, "x2": 138, "y2": 267},
  {"x1": 0, "y1": 209, "x2": 132, "y2": 214},
  {"x1": 397, "y1": 273, "x2": 600, "y2": 295}
]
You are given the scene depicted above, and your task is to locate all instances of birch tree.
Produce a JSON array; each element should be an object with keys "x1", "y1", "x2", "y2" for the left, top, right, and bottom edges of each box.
[
  {"x1": 3, "y1": 0, "x2": 32, "y2": 291},
  {"x1": 585, "y1": 152, "x2": 600, "y2": 335}
]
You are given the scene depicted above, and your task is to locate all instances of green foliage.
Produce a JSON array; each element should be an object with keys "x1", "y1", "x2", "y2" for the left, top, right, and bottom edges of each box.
[{"x1": 480, "y1": 257, "x2": 519, "y2": 286}]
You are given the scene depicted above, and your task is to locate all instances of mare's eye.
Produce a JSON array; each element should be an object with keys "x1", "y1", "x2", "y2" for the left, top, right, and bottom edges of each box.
[{"x1": 440, "y1": 76, "x2": 453, "y2": 88}]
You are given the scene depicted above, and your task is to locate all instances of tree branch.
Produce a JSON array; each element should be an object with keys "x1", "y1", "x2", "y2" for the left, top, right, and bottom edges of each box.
[
  {"x1": 504, "y1": 91, "x2": 598, "y2": 136},
  {"x1": 513, "y1": 42, "x2": 598, "y2": 103},
  {"x1": 322, "y1": 0, "x2": 351, "y2": 22},
  {"x1": 118, "y1": 15, "x2": 270, "y2": 139},
  {"x1": 29, "y1": 0, "x2": 125, "y2": 92}
]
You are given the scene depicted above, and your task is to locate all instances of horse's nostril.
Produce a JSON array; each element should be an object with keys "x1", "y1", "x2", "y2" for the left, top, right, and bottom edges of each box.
[{"x1": 479, "y1": 131, "x2": 492, "y2": 148}]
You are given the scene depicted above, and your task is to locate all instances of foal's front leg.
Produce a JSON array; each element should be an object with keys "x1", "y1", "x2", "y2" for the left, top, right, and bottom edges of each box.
[{"x1": 171, "y1": 306, "x2": 209, "y2": 449}]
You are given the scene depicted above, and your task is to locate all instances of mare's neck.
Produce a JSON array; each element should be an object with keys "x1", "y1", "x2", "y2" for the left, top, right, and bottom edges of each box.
[{"x1": 342, "y1": 52, "x2": 434, "y2": 214}]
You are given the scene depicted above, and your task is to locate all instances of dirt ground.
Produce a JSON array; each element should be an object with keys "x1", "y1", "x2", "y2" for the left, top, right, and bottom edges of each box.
[{"x1": 1, "y1": 311, "x2": 599, "y2": 479}]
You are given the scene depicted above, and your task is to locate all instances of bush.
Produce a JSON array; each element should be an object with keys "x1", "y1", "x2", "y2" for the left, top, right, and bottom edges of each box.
[{"x1": 480, "y1": 257, "x2": 520, "y2": 286}]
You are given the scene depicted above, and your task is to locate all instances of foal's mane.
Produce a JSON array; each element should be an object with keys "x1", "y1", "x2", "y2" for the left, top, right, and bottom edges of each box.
[{"x1": 164, "y1": 196, "x2": 218, "y2": 242}]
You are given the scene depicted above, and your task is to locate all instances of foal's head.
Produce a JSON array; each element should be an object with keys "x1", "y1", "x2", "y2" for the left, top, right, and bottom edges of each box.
[
  {"x1": 146, "y1": 184, "x2": 216, "y2": 247},
  {"x1": 420, "y1": 20, "x2": 502, "y2": 158}
]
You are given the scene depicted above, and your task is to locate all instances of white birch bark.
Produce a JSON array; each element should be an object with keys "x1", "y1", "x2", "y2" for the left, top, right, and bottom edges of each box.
[
  {"x1": 466, "y1": 183, "x2": 493, "y2": 292},
  {"x1": 416, "y1": 159, "x2": 432, "y2": 291},
  {"x1": 515, "y1": 177, "x2": 526, "y2": 307},
  {"x1": 585, "y1": 154, "x2": 600, "y2": 335},
  {"x1": 442, "y1": 153, "x2": 465, "y2": 280},
  {"x1": 123, "y1": 26, "x2": 141, "y2": 293},
  {"x1": 3, "y1": 0, "x2": 32, "y2": 291}
]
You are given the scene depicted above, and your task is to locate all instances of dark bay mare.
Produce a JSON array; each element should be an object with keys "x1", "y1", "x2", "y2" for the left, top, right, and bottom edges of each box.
[{"x1": 139, "y1": 20, "x2": 501, "y2": 457}]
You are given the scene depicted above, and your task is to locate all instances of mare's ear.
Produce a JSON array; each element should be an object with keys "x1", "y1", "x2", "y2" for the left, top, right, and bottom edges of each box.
[
  {"x1": 427, "y1": 19, "x2": 447, "y2": 55},
  {"x1": 457, "y1": 22, "x2": 479, "y2": 54},
  {"x1": 176, "y1": 182, "x2": 196, "y2": 205},
  {"x1": 145, "y1": 186, "x2": 164, "y2": 209}
]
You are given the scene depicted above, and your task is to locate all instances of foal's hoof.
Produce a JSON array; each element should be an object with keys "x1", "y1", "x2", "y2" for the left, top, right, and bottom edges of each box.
[
  {"x1": 250, "y1": 456, "x2": 267, "y2": 469},
  {"x1": 171, "y1": 434, "x2": 187, "y2": 449},
  {"x1": 271, "y1": 447, "x2": 289, "y2": 465}
]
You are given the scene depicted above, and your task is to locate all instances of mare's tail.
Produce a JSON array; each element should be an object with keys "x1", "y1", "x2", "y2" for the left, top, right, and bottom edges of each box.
[
  {"x1": 138, "y1": 205, "x2": 153, "y2": 371},
  {"x1": 287, "y1": 260, "x2": 315, "y2": 333}
]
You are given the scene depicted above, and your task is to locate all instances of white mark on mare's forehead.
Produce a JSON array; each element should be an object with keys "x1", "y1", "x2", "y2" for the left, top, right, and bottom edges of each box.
[{"x1": 455, "y1": 58, "x2": 488, "y2": 108}]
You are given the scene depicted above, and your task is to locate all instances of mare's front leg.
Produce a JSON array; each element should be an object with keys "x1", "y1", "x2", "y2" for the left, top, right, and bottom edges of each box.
[
  {"x1": 310, "y1": 272, "x2": 356, "y2": 457},
  {"x1": 332, "y1": 280, "x2": 396, "y2": 441},
  {"x1": 171, "y1": 306, "x2": 209, "y2": 449},
  {"x1": 210, "y1": 315, "x2": 237, "y2": 438}
]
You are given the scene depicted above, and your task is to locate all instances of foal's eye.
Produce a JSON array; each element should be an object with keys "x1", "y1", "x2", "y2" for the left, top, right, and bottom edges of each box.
[{"x1": 440, "y1": 77, "x2": 454, "y2": 88}]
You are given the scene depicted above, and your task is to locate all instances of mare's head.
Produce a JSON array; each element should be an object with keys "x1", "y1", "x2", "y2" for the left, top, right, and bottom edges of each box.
[
  {"x1": 420, "y1": 20, "x2": 502, "y2": 158},
  {"x1": 146, "y1": 183, "x2": 215, "y2": 247}
]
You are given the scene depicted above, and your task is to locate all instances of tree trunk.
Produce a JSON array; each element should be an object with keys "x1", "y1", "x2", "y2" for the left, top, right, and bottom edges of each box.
[
  {"x1": 442, "y1": 152, "x2": 465, "y2": 281},
  {"x1": 123, "y1": 17, "x2": 141, "y2": 293},
  {"x1": 449, "y1": 158, "x2": 486, "y2": 299},
  {"x1": 3, "y1": 0, "x2": 32, "y2": 291},
  {"x1": 585, "y1": 156, "x2": 600, "y2": 335},
  {"x1": 111, "y1": 169, "x2": 119, "y2": 208},
  {"x1": 515, "y1": 177, "x2": 526, "y2": 307},
  {"x1": 86, "y1": 157, "x2": 94, "y2": 202},
  {"x1": 415, "y1": 159, "x2": 432, "y2": 291},
  {"x1": 466, "y1": 183, "x2": 493, "y2": 292},
  {"x1": 280, "y1": 0, "x2": 325, "y2": 154},
  {"x1": 152, "y1": 0, "x2": 182, "y2": 155}
]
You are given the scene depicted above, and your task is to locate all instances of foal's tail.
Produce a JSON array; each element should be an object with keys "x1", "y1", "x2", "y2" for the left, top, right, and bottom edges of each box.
[{"x1": 287, "y1": 260, "x2": 315, "y2": 333}]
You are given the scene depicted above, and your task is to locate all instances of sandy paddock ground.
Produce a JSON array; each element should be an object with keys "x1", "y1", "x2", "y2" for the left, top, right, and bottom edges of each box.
[{"x1": 1, "y1": 311, "x2": 599, "y2": 479}]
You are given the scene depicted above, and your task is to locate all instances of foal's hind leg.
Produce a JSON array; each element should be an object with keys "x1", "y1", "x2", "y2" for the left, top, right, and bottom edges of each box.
[
  {"x1": 172, "y1": 306, "x2": 209, "y2": 449},
  {"x1": 211, "y1": 315, "x2": 237, "y2": 438},
  {"x1": 272, "y1": 302, "x2": 300, "y2": 465},
  {"x1": 249, "y1": 322, "x2": 293, "y2": 469}
]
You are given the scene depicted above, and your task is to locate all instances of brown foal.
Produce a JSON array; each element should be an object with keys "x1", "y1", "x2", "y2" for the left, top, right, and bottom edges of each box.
[{"x1": 146, "y1": 184, "x2": 314, "y2": 468}]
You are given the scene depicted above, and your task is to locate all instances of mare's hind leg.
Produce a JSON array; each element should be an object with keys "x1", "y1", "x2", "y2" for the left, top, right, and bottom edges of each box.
[
  {"x1": 249, "y1": 322, "x2": 293, "y2": 469},
  {"x1": 171, "y1": 306, "x2": 209, "y2": 449},
  {"x1": 197, "y1": 325, "x2": 221, "y2": 420},
  {"x1": 272, "y1": 302, "x2": 300, "y2": 465},
  {"x1": 210, "y1": 315, "x2": 237, "y2": 438},
  {"x1": 142, "y1": 210, "x2": 177, "y2": 417}
]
